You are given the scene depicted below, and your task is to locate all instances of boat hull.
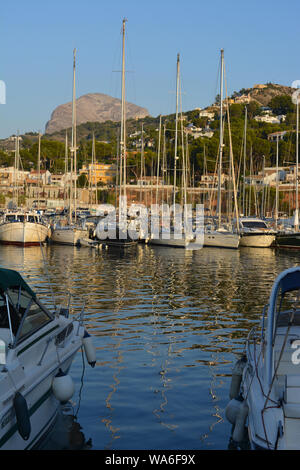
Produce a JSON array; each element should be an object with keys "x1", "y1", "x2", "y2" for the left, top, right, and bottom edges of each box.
[
  {"x1": 149, "y1": 235, "x2": 193, "y2": 248},
  {"x1": 239, "y1": 233, "x2": 275, "y2": 248},
  {"x1": 0, "y1": 222, "x2": 49, "y2": 246},
  {"x1": 0, "y1": 354, "x2": 78, "y2": 450},
  {"x1": 51, "y1": 227, "x2": 88, "y2": 246},
  {"x1": 204, "y1": 232, "x2": 240, "y2": 249},
  {"x1": 276, "y1": 233, "x2": 300, "y2": 249}
]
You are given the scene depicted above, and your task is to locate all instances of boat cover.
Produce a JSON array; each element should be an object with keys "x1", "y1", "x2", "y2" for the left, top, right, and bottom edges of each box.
[
  {"x1": 279, "y1": 269, "x2": 300, "y2": 295},
  {"x1": 0, "y1": 268, "x2": 36, "y2": 297}
]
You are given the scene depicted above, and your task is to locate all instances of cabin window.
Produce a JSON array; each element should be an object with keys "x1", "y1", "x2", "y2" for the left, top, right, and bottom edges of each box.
[
  {"x1": 17, "y1": 300, "x2": 52, "y2": 340},
  {"x1": 241, "y1": 221, "x2": 267, "y2": 229},
  {"x1": 275, "y1": 288, "x2": 300, "y2": 328},
  {"x1": 5, "y1": 287, "x2": 52, "y2": 343}
]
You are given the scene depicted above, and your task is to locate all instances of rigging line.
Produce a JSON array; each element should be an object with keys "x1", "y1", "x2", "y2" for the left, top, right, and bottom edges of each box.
[
  {"x1": 75, "y1": 347, "x2": 86, "y2": 419},
  {"x1": 38, "y1": 226, "x2": 57, "y2": 311}
]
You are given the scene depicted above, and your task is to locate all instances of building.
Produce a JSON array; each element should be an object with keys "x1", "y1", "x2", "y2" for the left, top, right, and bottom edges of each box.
[
  {"x1": 136, "y1": 176, "x2": 164, "y2": 186},
  {"x1": 0, "y1": 167, "x2": 29, "y2": 189},
  {"x1": 254, "y1": 115, "x2": 281, "y2": 124},
  {"x1": 80, "y1": 162, "x2": 117, "y2": 185},
  {"x1": 26, "y1": 169, "x2": 51, "y2": 186},
  {"x1": 267, "y1": 131, "x2": 288, "y2": 142},
  {"x1": 199, "y1": 110, "x2": 215, "y2": 120}
]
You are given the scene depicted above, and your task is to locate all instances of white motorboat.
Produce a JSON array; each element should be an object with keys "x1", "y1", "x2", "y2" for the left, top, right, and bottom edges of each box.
[
  {"x1": 239, "y1": 217, "x2": 275, "y2": 248},
  {"x1": 226, "y1": 267, "x2": 300, "y2": 450},
  {"x1": 0, "y1": 210, "x2": 50, "y2": 246},
  {"x1": 203, "y1": 225, "x2": 240, "y2": 249},
  {"x1": 0, "y1": 267, "x2": 96, "y2": 449}
]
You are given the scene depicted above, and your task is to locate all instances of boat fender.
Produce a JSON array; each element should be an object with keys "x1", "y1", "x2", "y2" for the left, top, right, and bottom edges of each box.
[
  {"x1": 52, "y1": 369, "x2": 75, "y2": 404},
  {"x1": 232, "y1": 400, "x2": 249, "y2": 443},
  {"x1": 83, "y1": 330, "x2": 96, "y2": 368},
  {"x1": 229, "y1": 355, "x2": 247, "y2": 399},
  {"x1": 13, "y1": 392, "x2": 31, "y2": 440},
  {"x1": 225, "y1": 395, "x2": 244, "y2": 425}
]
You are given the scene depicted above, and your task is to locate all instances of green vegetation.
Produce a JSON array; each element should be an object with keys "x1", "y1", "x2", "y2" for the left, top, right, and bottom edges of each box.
[{"x1": 0, "y1": 90, "x2": 297, "y2": 191}]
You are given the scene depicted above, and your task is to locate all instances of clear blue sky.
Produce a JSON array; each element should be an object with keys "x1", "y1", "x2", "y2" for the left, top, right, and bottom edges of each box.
[{"x1": 0, "y1": 0, "x2": 299, "y2": 139}]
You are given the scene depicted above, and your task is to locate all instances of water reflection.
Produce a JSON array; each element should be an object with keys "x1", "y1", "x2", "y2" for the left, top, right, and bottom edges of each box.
[
  {"x1": 0, "y1": 243, "x2": 299, "y2": 449},
  {"x1": 38, "y1": 406, "x2": 92, "y2": 450}
]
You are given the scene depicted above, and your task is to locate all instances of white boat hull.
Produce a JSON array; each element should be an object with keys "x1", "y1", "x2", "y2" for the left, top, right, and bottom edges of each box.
[
  {"x1": 51, "y1": 227, "x2": 88, "y2": 246},
  {"x1": 149, "y1": 234, "x2": 193, "y2": 248},
  {"x1": 204, "y1": 231, "x2": 240, "y2": 249},
  {"x1": 0, "y1": 222, "x2": 49, "y2": 246},
  {"x1": 239, "y1": 233, "x2": 275, "y2": 247},
  {"x1": 0, "y1": 316, "x2": 84, "y2": 450}
]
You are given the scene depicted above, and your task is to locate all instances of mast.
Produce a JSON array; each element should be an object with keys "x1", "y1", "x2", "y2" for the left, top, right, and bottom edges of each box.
[
  {"x1": 242, "y1": 106, "x2": 247, "y2": 216},
  {"x1": 217, "y1": 49, "x2": 224, "y2": 228},
  {"x1": 139, "y1": 122, "x2": 144, "y2": 204},
  {"x1": 64, "y1": 130, "x2": 68, "y2": 208},
  {"x1": 92, "y1": 133, "x2": 98, "y2": 205},
  {"x1": 275, "y1": 135, "x2": 279, "y2": 229},
  {"x1": 71, "y1": 48, "x2": 77, "y2": 223},
  {"x1": 37, "y1": 133, "x2": 41, "y2": 211},
  {"x1": 173, "y1": 53, "x2": 180, "y2": 208},
  {"x1": 120, "y1": 18, "x2": 127, "y2": 201},
  {"x1": 295, "y1": 97, "x2": 299, "y2": 231},
  {"x1": 156, "y1": 115, "x2": 162, "y2": 206}
]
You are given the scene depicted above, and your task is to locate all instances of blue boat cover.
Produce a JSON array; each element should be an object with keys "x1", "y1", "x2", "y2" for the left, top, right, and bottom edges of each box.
[{"x1": 280, "y1": 270, "x2": 300, "y2": 295}]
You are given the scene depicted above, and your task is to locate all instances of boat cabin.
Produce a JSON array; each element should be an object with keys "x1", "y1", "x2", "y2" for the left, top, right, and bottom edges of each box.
[
  {"x1": 240, "y1": 218, "x2": 269, "y2": 230},
  {"x1": 0, "y1": 268, "x2": 53, "y2": 363}
]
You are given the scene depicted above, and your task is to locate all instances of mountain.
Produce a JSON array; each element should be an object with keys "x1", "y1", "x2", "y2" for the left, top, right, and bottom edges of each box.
[{"x1": 45, "y1": 92, "x2": 149, "y2": 134}]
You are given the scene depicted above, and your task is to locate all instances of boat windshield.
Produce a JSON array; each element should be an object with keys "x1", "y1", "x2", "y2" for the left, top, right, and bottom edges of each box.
[
  {"x1": 0, "y1": 286, "x2": 52, "y2": 343},
  {"x1": 275, "y1": 288, "x2": 300, "y2": 328},
  {"x1": 241, "y1": 221, "x2": 267, "y2": 229}
]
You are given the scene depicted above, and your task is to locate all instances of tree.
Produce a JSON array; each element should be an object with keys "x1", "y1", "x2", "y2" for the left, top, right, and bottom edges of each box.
[{"x1": 268, "y1": 95, "x2": 294, "y2": 116}]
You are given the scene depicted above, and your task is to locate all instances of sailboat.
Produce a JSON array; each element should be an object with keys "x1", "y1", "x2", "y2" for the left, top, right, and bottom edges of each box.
[
  {"x1": 0, "y1": 133, "x2": 49, "y2": 246},
  {"x1": 276, "y1": 96, "x2": 300, "y2": 248},
  {"x1": 149, "y1": 54, "x2": 194, "y2": 248},
  {"x1": 51, "y1": 49, "x2": 88, "y2": 246},
  {"x1": 95, "y1": 19, "x2": 137, "y2": 247},
  {"x1": 203, "y1": 49, "x2": 240, "y2": 249}
]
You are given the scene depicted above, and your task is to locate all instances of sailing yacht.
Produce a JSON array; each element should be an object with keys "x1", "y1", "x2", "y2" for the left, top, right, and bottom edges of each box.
[
  {"x1": 276, "y1": 95, "x2": 300, "y2": 249},
  {"x1": 95, "y1": 19, "x2": 137, "y2": 248},
  {"x1": 203, "y1": 49, "x2": 240, "y2": 249},
  {"x1": 51, "y1": 49, "x2": 88, "y2": 246}
]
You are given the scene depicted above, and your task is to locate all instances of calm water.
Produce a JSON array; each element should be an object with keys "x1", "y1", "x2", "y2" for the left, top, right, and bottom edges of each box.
[{"x1": 0, "y1": 243, "x2": 299, "y2": 450}]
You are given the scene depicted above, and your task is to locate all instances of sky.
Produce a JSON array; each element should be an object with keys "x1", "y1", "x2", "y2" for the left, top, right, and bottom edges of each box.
[{"x1": 0, "y1": 0, "x2": 300, "y2": 139}]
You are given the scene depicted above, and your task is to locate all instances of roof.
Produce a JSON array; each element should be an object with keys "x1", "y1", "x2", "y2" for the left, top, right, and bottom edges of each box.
[{"x1": 0, "y1": 268, "x2": 36, "y2": 297}]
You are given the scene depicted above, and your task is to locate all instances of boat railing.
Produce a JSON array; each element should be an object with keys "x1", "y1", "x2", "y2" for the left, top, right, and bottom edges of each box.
[{"x1": 246, "y1": 325, "x2": 261, "y2": 364}]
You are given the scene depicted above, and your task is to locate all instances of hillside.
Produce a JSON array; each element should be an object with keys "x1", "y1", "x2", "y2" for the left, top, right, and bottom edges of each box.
[
  {"x1": 45, "y1": 92, "x2": 149, "y2": 134},
  {"x1": 236, "y1": 83, "x2": 294, "y2": 107}
]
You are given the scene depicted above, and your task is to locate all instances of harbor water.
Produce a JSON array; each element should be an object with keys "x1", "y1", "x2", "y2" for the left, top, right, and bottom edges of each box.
[{"x1": 0, "y1": 242, "x2": 298, "y2": 450}]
